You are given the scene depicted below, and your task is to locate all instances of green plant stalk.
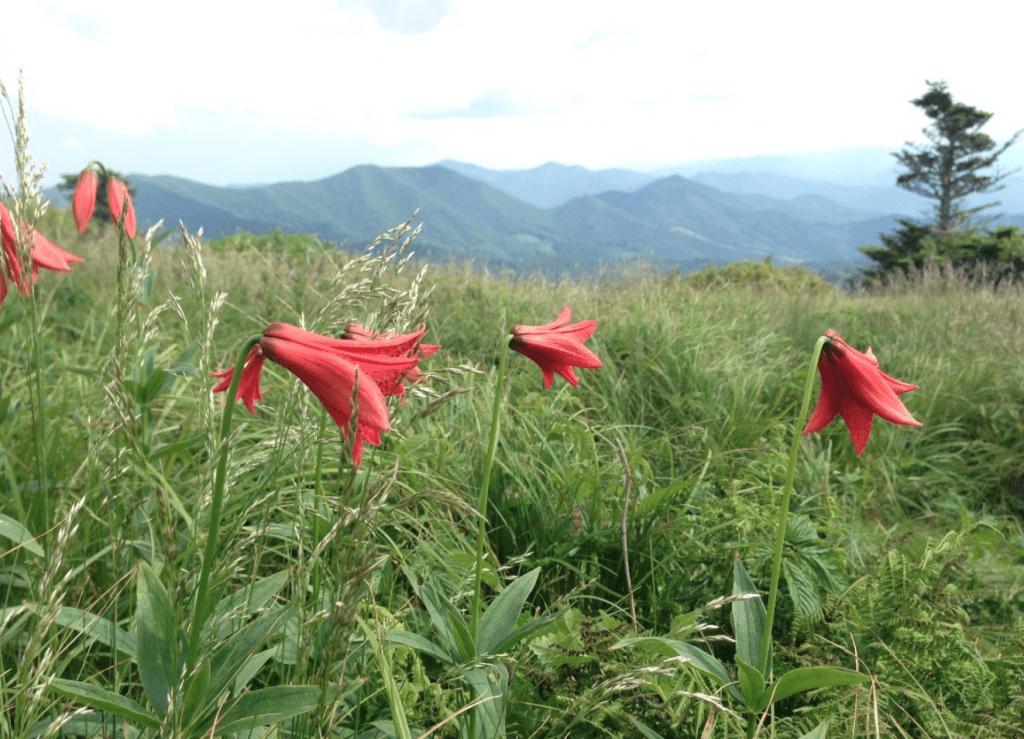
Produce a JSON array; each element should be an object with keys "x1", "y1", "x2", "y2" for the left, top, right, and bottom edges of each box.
[
  {"x1": 187, "y1": 336, "x2": 261, "y2": 669},
  {"x1": 757, "y1": 334, "x2": 827, "y2": 676},
  {"x1": 26, "y1": 281, "x2": 49, "y2": 556},
  {"x1": 357, "y1": 617, "x2": 412, "y2": 739},
  {"x1": 470, "y1": 337, "x2": 510, "y2": 643}
]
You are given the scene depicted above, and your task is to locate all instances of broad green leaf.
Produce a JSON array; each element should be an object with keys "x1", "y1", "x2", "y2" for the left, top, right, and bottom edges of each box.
[
  {"x1": 170, "y1": 339, "x2": 202, "y2": 379},
  {"x1": 756, "y1": 667, "x2": 870, "y2": 712},
  {"x1": 478, "y1": 567, "x2": 539, "y2": 656},
  {"x1": 613, "y1": 636, "x2": 741, "y2": 701},
  {"x1": 212, "y1": 571, "x2": 290, "y2": 640},
  {"x1": 463, "y1": 664, "x2": 507, "y2": 738},
  {"x1": 49, "y1": 679, "x2": 160, "y2": 730},
  {"x1": 798, "y1": 720, "x2": 829, "y2": 739},
  {"x1": 0, "y1": 513, "x2": 42, "y2": 557},
  {"x1": 732, "y1": 559, "x2": 766, "y2": 672},
  {"x1": 180, "y1": 659, "x2": 211, "y2": 730},
  {"x1": 418, "y1": 584, "x2": 461, "y2": 663},
  {"x1": 634, "y1": 479, "x2": 688, "y2": 518},
  {"x1": 26, "y1": 710, "x2": 123, "y2": 738},
  {"x1": 446, "y1": 606, "x2": 476, "y2": 664},
  {"x1": 208, "y1": 607, "x2": 290, "y2": 703},
  {"x1": 142, "y1": 367, "x2": 171, "y2": 404},
  {"x1": 625, "y1": 714, "x2": 668, "y2": 739},
  {"x1": 148, "y1": 432, "x2": 203, "y2": 463},
  {"x1": 54, "y1": 606, "x2": 136, "y2": 657},
  {"x1": 734, "y1": 656, "x2": 765, "y2": 712},
  {"x1": 136, "y1": 562, "x2": 180, "y2": 718},
  {"x1": 198, "y1": 686, "x2": 321, "y2": 736},
  {"x1": 234, "y1": 648, "x2": 278, "y2": 695},
  {"x1": 387, "y1": 629, "x2": 453, "y2": 664},
  {"x1": 419, "y1": 584, "x2": 475, "y2": 663}
]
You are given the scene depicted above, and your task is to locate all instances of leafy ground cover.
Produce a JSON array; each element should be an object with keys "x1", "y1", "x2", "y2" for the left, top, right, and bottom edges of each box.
[{"x1": 1, "y1": 120, "x2": 1023, "y2": 737}]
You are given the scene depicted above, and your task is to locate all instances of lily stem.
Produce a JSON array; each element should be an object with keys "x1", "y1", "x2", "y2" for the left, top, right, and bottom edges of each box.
[
  {"x1": 187, "y1": 336, "x2": 260, "y2": 670},
  {"x1": 470, "y1": 335, "x2": 510, "y2": 643},
  {"x1": 757, "y1": 335, "x2": 828, "y2": 677}
]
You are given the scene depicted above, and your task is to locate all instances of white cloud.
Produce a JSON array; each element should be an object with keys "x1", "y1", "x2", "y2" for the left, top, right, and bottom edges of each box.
[{"x1": 2, "y1": 0, "x2": 1024, "y2": 183}]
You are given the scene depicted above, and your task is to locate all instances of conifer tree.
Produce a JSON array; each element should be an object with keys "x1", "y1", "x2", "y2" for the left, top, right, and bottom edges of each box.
[
  {"x1": 894, "y1": 80, "x2": 1020, "y2": 231},
  {"x1": 861, "y1": 82, "x2": 1022, "y2": 282}
]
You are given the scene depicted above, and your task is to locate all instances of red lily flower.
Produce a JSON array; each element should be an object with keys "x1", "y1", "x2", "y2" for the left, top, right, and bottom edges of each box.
[
  {"x1": 0, "y1": 202, "x2": 83, "y2": 308},
  {"x1": 341, "y1": 322, "x2": 440, "y2": 358},
  {"x1": 107, "y1": 178, "x2": 136, "y2": 238},
  {"x1": 212, "y1": 322, "x2": 422, "y2": 466},
  {"x1": 72, "y1": 168, "x2": 98, "y2": 233},
  {"x1": 341, "y1": 322, "x2": 439, "y2": 397},
  {"x1": 802, "y1": 329, "x2": 922, "y2": 455},
  {"x1": 509, "y1": 306, "x2": 602, "y2": 388}
]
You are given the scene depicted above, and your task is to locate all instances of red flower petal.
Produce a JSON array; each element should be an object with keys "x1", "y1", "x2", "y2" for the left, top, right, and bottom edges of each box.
[
  {"x1": 107, "y1": 179, "x2": 137, "y2": 238},
  {"x1": 211, "y1": 345, "x2": 266, "y2": 414},
  {"x1": 72, "y1": 169, "x2": 98, "y2": 233},
  {"x1": 261, "y1": 334, "x2": 391, "y2": 451},
  {"x1": 0, "y1": 203, "x2": 20, "y2": 288}
]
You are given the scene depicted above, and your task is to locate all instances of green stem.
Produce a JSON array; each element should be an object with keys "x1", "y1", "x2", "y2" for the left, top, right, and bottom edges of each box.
[
  {"x1": 757, "y1": 335, "x2": 828, "y2": 676},
  {"x1": 27, "y1": 280, "x2": 49, "y2": 557},
  {"x1": 470, "y1": 337, "x2": 510, "y2": 642},
  {"x1": 357, "y1": 617, "x2": 412, "y2": 739},
  {"x1": 187, "y1": 336, "x2": 260, "y2": 669}
]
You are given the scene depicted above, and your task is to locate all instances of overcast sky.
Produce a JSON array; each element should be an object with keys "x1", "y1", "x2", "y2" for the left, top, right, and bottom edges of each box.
[{"x1": 2, "y1": 0, "x2": 1023, "y2": 186}]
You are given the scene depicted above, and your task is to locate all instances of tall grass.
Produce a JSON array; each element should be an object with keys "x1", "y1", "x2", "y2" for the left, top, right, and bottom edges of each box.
[{"x1": 1, "y1": 90, "x2": 1023, "y2": 736}]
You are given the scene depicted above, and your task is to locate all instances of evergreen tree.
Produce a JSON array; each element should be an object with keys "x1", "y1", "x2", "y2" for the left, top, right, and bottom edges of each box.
[
  {"x1": 861, "y1": 81, "x2": 1022, "y2": 283},
  {"x1": 894, "y1": 80, "x2": 1020, "y2": 230}
]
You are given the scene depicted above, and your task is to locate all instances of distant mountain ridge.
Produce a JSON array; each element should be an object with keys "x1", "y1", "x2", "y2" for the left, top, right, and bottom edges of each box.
[
  {"x1": 437, "y1": 160, "x2": 658, "y2": 209},
  {"x1": 57, "y1": 154, "x2": 1022, "y2": 276},
  {"x1": 437, "y1": 157, "x2": 1024, "y2": 216},
  {"x1": 119, "y1": 164, "x2": 909, "y2": 273}
]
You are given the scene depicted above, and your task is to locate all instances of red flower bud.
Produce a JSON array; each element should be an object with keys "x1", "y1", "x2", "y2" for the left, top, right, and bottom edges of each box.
[
  {"x1": 72, "y1": 168, "x2": 98, "y2": 233},
  {"x1": 107, "y1": 178, "x2": 136, "y2": 238}
]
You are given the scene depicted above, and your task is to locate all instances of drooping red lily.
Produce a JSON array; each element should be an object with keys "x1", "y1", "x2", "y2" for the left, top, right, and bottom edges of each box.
[
  {"x1": 72, "y1": 168, "x2": 98, "y2": 233},
  {"x1": 212, "y1": 322, "x2": 425, "y2": 466},
  {"x1": 341, "y1": 322, "x2": 439, "y2": 397},
  {"x1": 802, "y1": 329, "x2": 922, "y2": 455},
  {"x1": 341, "y1": 322, "x2": 440, "y2": 358},
  {"x1": 0, "y1": 202, "x2": 83, "y2": 308},
  {"x1": 107, "y1": 178, "x2": 136, "y2": 238},
  {"x1": 509, "y1": 306, "x2": 602, "y2": 389}
]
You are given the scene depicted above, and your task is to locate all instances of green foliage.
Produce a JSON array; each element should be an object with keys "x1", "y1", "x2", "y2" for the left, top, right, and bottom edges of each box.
[
  {"x1": 680, "y1": 256, "x2": 838, "y2": 295},
  {"x1": 862, "y1": 222, "x2": 1024, "y2": 286},
  {"x1": 2, "y1": 196, "x2": 1023, "y2": 738},
  {"x1": 206, "y1": 227, "x2": 332, "y2": 256}
]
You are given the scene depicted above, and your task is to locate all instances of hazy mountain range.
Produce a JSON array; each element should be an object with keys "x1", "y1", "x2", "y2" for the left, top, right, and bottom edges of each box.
[{"x1": 56, "y1": 147, "x2": 1024, "y2": 275}]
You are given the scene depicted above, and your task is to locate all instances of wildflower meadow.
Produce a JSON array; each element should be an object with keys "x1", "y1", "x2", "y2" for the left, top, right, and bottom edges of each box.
[{"x1": 1, "y1": 75, "x2": 1023, "y2": 739}]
